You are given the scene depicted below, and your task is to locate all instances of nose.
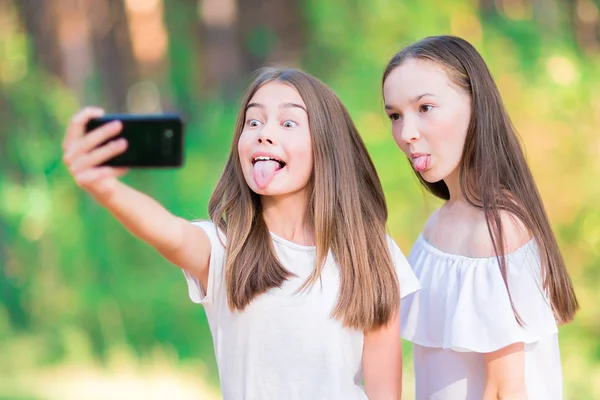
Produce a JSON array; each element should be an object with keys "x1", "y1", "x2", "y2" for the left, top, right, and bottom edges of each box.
[
  {"x1": 397, "y1": 117, "x2": 420, "y2": 144},
  {"x1": 257, "y1": 135, "x2": 274, "y2": 145},
  {"x1": 257, "y1": 124, "x2": 275, "y2": 145}
]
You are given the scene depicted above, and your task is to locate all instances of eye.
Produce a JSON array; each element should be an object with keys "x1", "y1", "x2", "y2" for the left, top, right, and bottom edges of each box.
[
  {"x1": 247, "y1": 119, "x2": 262, "y2": 127},
  {"x1": 282, "y1": 120, "x2": 297, "y2": 128},
  {"x1": 389, "y1": 113, "x2": 401, "y2": 121},
  {"x1": 419, "y1": 104, "x2": 433, "y2": 113}
]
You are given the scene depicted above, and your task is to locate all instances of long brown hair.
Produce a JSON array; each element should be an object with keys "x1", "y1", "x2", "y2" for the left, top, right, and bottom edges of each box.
[
  {"x1": 209, "y1": 67, "x2": 399, "y2": 330},
  {"x1": 382, "y1": 35, "x2": 578, "y2": 324}
]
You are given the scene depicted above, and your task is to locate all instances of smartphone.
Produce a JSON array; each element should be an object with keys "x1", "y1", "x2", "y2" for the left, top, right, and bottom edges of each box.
[{"x1": 85, "y1": 113, "x2": 184, "y2": 168}]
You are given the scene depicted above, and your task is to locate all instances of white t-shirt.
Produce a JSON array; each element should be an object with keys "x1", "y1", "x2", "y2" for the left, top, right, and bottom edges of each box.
[
  {"x1": 183, "y1": 221, "x2": 421, "y2": 400},
  {"x1": 401, "y1": 234, "x2": 562, "y2": 400}
]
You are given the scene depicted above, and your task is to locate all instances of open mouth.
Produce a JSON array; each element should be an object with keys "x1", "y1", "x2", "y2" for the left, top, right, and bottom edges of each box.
[
  {"x1": 251, "y1": 155, "x2": 286, "y2": 189},
  {"x1": 252, "y1": 156, "x2": 286, "y2": 170}
]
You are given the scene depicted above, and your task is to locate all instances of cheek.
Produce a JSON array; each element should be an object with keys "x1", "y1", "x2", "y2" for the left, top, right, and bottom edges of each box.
[
  {"x1": 237, "y1": 132, "x2": 255, "y2": 172},
  {"x1": 237, "y1": 131, "x2": 252, "y2": 156},
  {"x1": 426, "y1": 112, "x2": 468, "y2": 159},
  {"x1": 291, "y1": 131, "x2": 313, "y2": 176}
]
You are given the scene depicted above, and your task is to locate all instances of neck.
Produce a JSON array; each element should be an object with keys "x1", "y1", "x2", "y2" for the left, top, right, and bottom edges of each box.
[
  {"x1": 261, "y1": 190, "x2": 314, "y2": 246},
  {"x1": 443, "y1": 167, "x2": 466, "y2": 205}
]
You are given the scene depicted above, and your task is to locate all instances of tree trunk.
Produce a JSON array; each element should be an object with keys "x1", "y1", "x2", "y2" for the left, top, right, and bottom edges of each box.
[
  {"x1": 477, "y1": 0, "x2": 499, "y2": 18},
  {"x1": 569, "y1": 0, "x2": 600, "y2": 55},
  {"x1": 87, "y1": 0, "x2": 137, "y2": 112},
  {"x1": 163, "y1": 0, "x2": 202, "y2": 112},
  {"x1": 14, "y1": 0, "x2": 64, "y2": 81},
  {"x1": 237, "y1": 0, "x2": 306, "y2": 75},
  {"x1": 196, "y1": 0, "x2": 243, "y2": 100}
]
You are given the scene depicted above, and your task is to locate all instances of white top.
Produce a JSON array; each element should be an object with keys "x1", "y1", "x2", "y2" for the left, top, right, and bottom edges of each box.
[
  {"x1": 183, "y1": 221, "x2": 421, "y2": 400},
  {"x1": 401, "y1": 234, "x2": 563, "y2": 400}
]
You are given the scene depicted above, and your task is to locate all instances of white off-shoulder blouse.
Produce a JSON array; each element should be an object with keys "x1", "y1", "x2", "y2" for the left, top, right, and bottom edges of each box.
[{"x1": 401, "y1": 234, "x2": 563, "y2": 400}]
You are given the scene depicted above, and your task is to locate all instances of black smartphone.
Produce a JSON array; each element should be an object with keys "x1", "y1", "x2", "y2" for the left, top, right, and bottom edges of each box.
[{"x1": 84, "y1": 113, "x2": 184, "y2": 168}]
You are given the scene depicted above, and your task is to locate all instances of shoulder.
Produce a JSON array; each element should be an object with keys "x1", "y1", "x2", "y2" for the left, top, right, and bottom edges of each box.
[
  {"x1": 191, "y1": 219, "x2": 227, "y2": 249},
  {"x1": 469, "y1": 210, "x2": 531, "y2": 258},
  {"x1": 191, "y1": 219, "x2": 223, "y2": 234}
]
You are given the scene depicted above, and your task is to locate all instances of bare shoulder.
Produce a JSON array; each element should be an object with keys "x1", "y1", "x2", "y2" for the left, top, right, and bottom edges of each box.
[
  {"x1": 422, "y1": 208, "x2": 442, "y2": 238},
  {"x1": 469, "y1": 210, "x2": 532, "y2": 257},
  {"x1": 174, "y1": 219, "x2": 213, "y2": 282}
]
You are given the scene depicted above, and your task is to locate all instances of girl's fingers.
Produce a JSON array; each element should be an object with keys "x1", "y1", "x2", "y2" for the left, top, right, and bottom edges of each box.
[
  {"x1": 63, "y1": 107, "x2": 105, "y2": 150},
  {"x1": 63, "y1": 120, "x2": 122, "y2": 166},
  {"x1": 74, "y1": 166, "x2": 126, "y2": 188},
  {"x1": 74, "y1": 167, "x2": 114, "y2": 187},
  {"x1": 69, "y1": 138, "x2": 128, "y2": 174}
]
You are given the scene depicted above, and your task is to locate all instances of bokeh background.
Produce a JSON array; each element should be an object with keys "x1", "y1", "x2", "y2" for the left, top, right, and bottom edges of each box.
[{"x1": 1, "y1": 0, "x2": 599, "y2": 398}]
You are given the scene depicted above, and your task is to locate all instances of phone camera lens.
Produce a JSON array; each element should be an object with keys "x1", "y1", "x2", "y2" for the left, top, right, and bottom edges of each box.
[{"x1": 163, "y1": 129, "x2": 174, "y2": 156}]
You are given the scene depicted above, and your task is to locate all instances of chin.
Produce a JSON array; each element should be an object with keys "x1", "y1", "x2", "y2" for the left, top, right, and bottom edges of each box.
[
  {"x1": 251, "y1": 183, "x2": 310, "y2": 199},
  {"x1": 250, "y1": 186, "x2": 280, "y2": 196},
  {"x1": 244, "y1": 180, "x2": 288, "y2": 196},
  {"x1": 418, "y1": 169, "x2": 443, "y2": 183}
]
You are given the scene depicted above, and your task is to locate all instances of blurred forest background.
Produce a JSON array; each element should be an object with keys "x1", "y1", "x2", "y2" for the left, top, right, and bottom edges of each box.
[{"x1": 0, "y1": 0, "x2": 599, "y2": 399}]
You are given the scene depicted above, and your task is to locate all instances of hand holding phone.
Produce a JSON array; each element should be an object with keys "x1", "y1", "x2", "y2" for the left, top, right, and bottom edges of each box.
[
  {"x1": 62, "y1": 108, "x2": 185, "y2": 199},
  {"x1": 85, "y1": 113, "x2": 185, "y2": 168}
]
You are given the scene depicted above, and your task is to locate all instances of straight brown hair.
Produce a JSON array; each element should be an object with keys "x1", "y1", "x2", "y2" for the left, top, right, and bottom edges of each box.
[
  {"x1": 382, "y1": 35, "x2": 578, "y2": 324},
  {"x1": 209, "y1": 67, "x2": 400, "y2": 330}
]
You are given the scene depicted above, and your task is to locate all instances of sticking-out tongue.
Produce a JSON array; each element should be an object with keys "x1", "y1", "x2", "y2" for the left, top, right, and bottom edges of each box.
[
  {"x1": 253, "y1": 160, "x2": 280, "y2": 189},
  {"x1": 412, "y1": 155, "x2": 429, "y2": 172}
]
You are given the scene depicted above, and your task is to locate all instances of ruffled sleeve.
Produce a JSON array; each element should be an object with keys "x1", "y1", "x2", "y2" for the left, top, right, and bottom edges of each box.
[{"x1": 400, "y1": 235, "x2": 558, "y2": 353}]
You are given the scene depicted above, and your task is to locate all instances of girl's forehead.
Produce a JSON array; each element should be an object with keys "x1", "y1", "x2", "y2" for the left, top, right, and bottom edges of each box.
[
  {"x1": 249, "y1": 81, "x2": 305, "y2": 107},
  {"x1": 387, "y1": 60, "x2": 452, "y2": 89},
  {"x1": 384, "y1": 59, "x2": 465, "y2": 105}
]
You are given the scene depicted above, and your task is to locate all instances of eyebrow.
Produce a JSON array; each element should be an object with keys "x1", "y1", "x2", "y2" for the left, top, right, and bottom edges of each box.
[
  {"x1": 282, "y1": 102, "x2": 307, "y2": 113},
  {"x1": 384, "y1": 93, "x2": 435, "y2": 110},
  {"x1": 246, "y1": 102, "x2": 308, "y2": 113}
]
